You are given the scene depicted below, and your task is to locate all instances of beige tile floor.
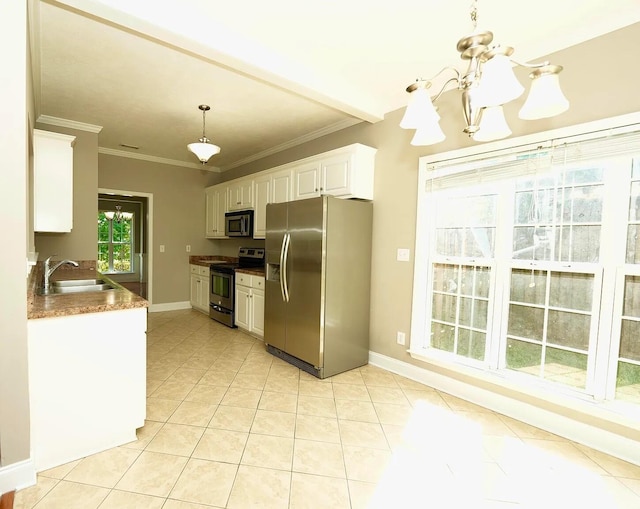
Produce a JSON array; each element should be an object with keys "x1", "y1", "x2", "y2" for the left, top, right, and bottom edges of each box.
[{"x1": 15, "y1": 309, "x2": 640, "y2": 508}]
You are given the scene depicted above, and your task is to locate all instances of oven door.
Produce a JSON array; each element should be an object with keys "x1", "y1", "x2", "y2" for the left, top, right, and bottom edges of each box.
[{"x1": 210, "y1": 270, "x2": 234, "y2": 310}]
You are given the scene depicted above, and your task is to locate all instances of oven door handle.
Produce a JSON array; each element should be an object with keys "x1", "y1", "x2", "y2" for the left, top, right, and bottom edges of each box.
[{"x1": 282, "y1": 233, "x2": 291, "y2": 302}]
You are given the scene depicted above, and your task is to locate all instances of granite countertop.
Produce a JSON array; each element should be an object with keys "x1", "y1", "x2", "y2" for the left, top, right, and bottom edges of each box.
[
  {"x1": 235, "y1": 267, "x2": 265, "y2": 277},
  {"x1": 28, "y1": 262, "x2": 148, "y2": 320},
  {"x1": 189, "y1": 255, "x2": 237, "y2": 267}
]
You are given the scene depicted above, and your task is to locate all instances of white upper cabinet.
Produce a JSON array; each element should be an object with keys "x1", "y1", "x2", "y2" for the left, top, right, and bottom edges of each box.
[
  {"x1": 227, "y1": 179, "x2": 254, "y2": 211},
  {"x1": 253, "y1": 175, "x2": 270, "y2": 239},
  {"x1": 33, "y1": 129, "x2": 76, "y2": 232},
  {"x1": 271, "y1": 168, "x2": 293, "y2": 204},
  {"x1": 203, "y1": 144, "x2": 375, "y2": 239},
  {"x1": 292, "y1": 144, "x2": 375, "y2": 201},
  {"x1": 205, "y1": 184, "x2": 228, "y2": 238}
]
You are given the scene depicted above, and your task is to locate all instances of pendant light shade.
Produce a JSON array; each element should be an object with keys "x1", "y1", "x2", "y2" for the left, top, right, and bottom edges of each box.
[
  {"x1": 475, "y1": 50, "x2": 524, "y2": 107},
  {"x1": 187, "y1": 104, "x2": 221, "y2": 164},
  {"x1": 519, "y1": 65, "x2": 569, "y2": 120},
  {"x1": 400, "y1": 81, "x2": 440, "y2": 130},
  {"x1": 474, "y1": 106, "x2": 512, "y2": 142}
]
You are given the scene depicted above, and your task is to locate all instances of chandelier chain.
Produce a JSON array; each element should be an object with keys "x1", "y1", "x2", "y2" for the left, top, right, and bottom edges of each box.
[{"x1": 470, "y1": 0, "x2": 478, "y2": 30}]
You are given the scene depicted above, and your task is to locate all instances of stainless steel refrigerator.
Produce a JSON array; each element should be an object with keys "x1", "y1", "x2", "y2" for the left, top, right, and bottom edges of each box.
[{"x1": 264, "y1": 196, "x2": 373, "y2": 379}]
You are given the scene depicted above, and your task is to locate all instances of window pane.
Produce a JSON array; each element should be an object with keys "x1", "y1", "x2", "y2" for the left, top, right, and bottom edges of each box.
[
  {"x1": 620, "y1": 320, "x2": 640, "y2": 361},
  {"x1": 633, "y1": 158, "x2": 640, "y2": 179},
  {"x1": 507, "y1": 304, "x2": 544, "y2": 341},
  {"x1": 628, "y1": 181, "x2": 640, "y2": 221},
  {"x1": 615, "y1": 361, "x2": 640, "y2": 405},
  {"x1": 549, "y1": 272, "x2": 593, "y2": 311},
  {"x1": 564, "y1": 167, "x2": 603, "y2": 185},
  {"x1": 510, "y1": 269, "x2": 546, "y2": 305},
  {"x1": 97, "y1": 244, "x2": 109, "y2": 272},
  {"x1": 544, "y1": 347, "x2": 587, "y2": 389},
  {"x1": 433, "y1": 264, "x2": 459, "y2": 293},
  {"x1": 623, "y1": 276, "x2": 640, "y2": 317},
  {"x1": 431, "y1": 323, "x2": 455, "y2": 352},
  {"x1": 556, "y1": 185, "x2": 603, "y2": 223},
  {"x1": 458, "y1": 328, "x2": 486, "y2": 361},
  {"x1": 547, "y1": 310, "x2": 590, "y2": 350},
  {"x1": 506, "y1": 338, "x2": 541, "y2": 373},
  {"x1": 432, "y1": 293, "x2": 457, "y2": 324},
  {"x1": 461, "y1": 265, "x2": 490, "y2": 298},
  {"x1": 436, "y1": 228, "x2": 462, "y2": 257},
  {"x1": 627, "y1": 225, "x2": 640, "y2": 264},
  {"x1": 556, "y1": 225, "x2": 601, "y2": 262}
]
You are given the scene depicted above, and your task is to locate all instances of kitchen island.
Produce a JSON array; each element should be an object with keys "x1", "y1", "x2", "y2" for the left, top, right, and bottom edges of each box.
[{"x1": 27, "y1": 263, "x2": 148, "y2": 472}]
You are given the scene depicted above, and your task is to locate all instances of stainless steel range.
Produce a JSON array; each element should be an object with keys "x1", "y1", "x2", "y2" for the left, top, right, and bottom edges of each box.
[{"x1": 209, "y1": 247, "x2": 264, "y2": 327}]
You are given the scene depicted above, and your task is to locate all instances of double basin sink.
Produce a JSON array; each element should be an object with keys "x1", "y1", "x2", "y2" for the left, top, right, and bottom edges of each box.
[{"x1": 41, "y1": 278, "x2": 116, "y2": 295}]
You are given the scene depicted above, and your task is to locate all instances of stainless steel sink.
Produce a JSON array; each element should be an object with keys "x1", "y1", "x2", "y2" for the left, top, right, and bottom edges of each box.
[
  {"x1": 52, "y1": 279, "x2": 106, "y2": 287},
  {"x1": 39, "y1": 279, "x2": 116, "y2": 295},
  {"x1": 49, "y1": 283, "x2": 115, "y2": 294}
]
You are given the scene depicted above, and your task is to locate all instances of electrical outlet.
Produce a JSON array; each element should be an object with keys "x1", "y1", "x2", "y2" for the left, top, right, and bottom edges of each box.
[
  {"x1": 186, "y1": 245, "x2": 191, "y2": 252},
  {"x1": 160, "y1": 245, "x2": 165, "y2": 253},
  {"x1": 397, "y1": 248, "x2": 410, "y2": 262},
  {"x1": 396, "y1": 331, "x2": 406, "y2": 346}
]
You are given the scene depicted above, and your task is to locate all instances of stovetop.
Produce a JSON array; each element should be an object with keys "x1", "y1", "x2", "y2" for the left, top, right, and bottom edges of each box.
[{"x1": 210, "y1": 247, "x2": 264, "y2": 274}]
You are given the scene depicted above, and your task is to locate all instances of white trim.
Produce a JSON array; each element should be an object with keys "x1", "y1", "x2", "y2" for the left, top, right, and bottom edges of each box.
[
  {"x1": 98, "y1": 188, "x2": 153, "y2": 306},
  {"x1": 219, "y1": 118, "x2": 362, "y2": 172},
  {"x1": 0, "y1": 458, "x2": 36, "y2": 493},
  {"x1": 36, "y1": 114, "x2": 102, "y2": 133},
  {"x1": 98, "y1": 147, "x2": 219, "y2": 171},
  {"x1": 419, "y1": 112, "x2": 640, "y2": 168},
  {"x1": 148, "y1": 301, "x2": 192, "y2": 313},
  {"x1": 368, "y1": 351, "x2": 640, "y2": 467}
]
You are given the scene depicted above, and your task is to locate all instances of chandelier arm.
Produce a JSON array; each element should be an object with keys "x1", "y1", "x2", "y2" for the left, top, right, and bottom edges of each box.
[
  {"x1": 432, "y1": 77, "x2": 463, "y2": 103},
  {"x1": 510, "y1": 58, "x2": 551, "y2": 69}
]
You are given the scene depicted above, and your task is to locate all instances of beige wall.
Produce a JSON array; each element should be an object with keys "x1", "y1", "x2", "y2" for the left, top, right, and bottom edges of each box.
[
  {"x1": 33, "y1": 125, "x2": 99, "y2": 261},
  {"x1": 217, "y1": 23, "x2": 640, "y2": 438},
  {"x1": 221, "y1": 23, "x2": 640, "y2": 365},
  {"x1": 1, "y1": 0, "x2": 30, "y2": 470},
  {"x1": 98, "y1": 155, "x2": 214, "y2": 304}
]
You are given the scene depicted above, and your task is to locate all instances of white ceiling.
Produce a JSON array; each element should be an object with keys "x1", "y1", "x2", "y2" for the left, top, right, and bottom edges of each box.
[{"x1": 34, "y1": 0, "x2": 640, "y2": 171}]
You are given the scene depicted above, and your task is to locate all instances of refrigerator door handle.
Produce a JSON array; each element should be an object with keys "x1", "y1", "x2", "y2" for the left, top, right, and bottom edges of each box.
[
  {"x1": 282, "y1": 233, "x2": 291, "y2": 302},
  {"x1": 278, "y1": 234, "x2": 287, "y2": 302}
]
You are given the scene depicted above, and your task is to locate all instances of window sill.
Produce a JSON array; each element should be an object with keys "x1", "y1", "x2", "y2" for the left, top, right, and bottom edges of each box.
[{"x1": 408, "y1": 347, "x2": 640, "y2": 431}]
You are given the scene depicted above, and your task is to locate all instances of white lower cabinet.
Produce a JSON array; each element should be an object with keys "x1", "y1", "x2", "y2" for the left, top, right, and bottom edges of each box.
[
  {"x1": 235, "y1": 273, "x2": 265, "y2": 337},
  {"x1": 27, "y1": 307, "x2": 147, "y2": 472},
  {"x1": 190, "y1": 264, "x2": 210, "y2": 313}
]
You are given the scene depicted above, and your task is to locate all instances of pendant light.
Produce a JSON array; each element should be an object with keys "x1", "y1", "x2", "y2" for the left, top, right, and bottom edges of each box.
[{"x1": 187, "y1": 104, "x2": 221, "y2": 164}]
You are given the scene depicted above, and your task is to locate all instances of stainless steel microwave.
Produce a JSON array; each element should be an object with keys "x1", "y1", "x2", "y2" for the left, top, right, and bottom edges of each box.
[{"x1": 225, "y1": 209, "x2": 254, "y2": 237}]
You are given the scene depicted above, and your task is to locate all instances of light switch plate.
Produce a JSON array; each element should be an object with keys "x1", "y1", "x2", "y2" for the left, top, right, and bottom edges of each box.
[
  {"x1": 397, "y1": 248, "x2": 410, "y2": 262},
  {"x1": 160, "y1": 245, "x2": 165, "y2": 253}
]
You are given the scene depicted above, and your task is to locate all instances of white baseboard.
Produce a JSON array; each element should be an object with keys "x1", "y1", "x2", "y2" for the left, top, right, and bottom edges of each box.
[
  {"x1": 148, "y1": 301, "x2": 191, "y2": 313},
  {"x1": 368, "y1": 351, "x2": 640, "y2": 467},
  {"x1": 0, "y1": 458, "x2": 36, "y2": 493}
]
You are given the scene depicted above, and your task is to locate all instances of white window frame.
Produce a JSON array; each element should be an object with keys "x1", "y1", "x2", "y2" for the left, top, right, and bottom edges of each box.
[{"x1": 410, "y1": 112, "x2": 640, "y2": 409}]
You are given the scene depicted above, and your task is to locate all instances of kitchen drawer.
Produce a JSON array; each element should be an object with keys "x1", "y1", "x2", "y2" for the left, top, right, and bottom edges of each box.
[
  {"x1": 236, "y1": 273, "x2": 264, "y2": 289},
  {"x1": 236, "y1": 273, "x2": 251, "y2": 286},
  {"x1": 190, "y1": 265, "x2": 210, "y2": 276}
]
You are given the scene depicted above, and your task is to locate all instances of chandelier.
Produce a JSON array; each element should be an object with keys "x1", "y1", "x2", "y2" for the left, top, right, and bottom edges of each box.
[
  {"x1": 400, "y1": 0, "x2": 569, "y2": 145},
  {"x1": 104, "y1": 205, "x2": 132, "y2": 223},
  {"x1": 187, "y1": 104, "x2": 221, "y2": 163}
]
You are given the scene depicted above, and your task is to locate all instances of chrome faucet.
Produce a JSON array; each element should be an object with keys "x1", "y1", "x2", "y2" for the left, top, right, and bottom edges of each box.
[{"x1": 43, "y1": 255, "x2": 79, "y2": 293}]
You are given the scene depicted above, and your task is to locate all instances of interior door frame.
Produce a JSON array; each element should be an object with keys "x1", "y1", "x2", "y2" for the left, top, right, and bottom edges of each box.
[{"x1": 99, "y1": 187, "x2": 153, "y2": 305}]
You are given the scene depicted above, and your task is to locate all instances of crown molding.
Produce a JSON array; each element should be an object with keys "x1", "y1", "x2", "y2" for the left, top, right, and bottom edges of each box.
[
  {"x1": 36, "y1": 115, "x2": 103, "y2": 133},
  {"x1": 220, "y1": 118, "x2": 362, "y2": 171},
  {"x1": 98, "y1": 147, "x2": 221, "y2": 172}
]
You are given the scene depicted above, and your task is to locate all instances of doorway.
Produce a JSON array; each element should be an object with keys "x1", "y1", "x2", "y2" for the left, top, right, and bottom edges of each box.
[{"x1": 98, "y1": 188, "x2": 153, "y2": 304}]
